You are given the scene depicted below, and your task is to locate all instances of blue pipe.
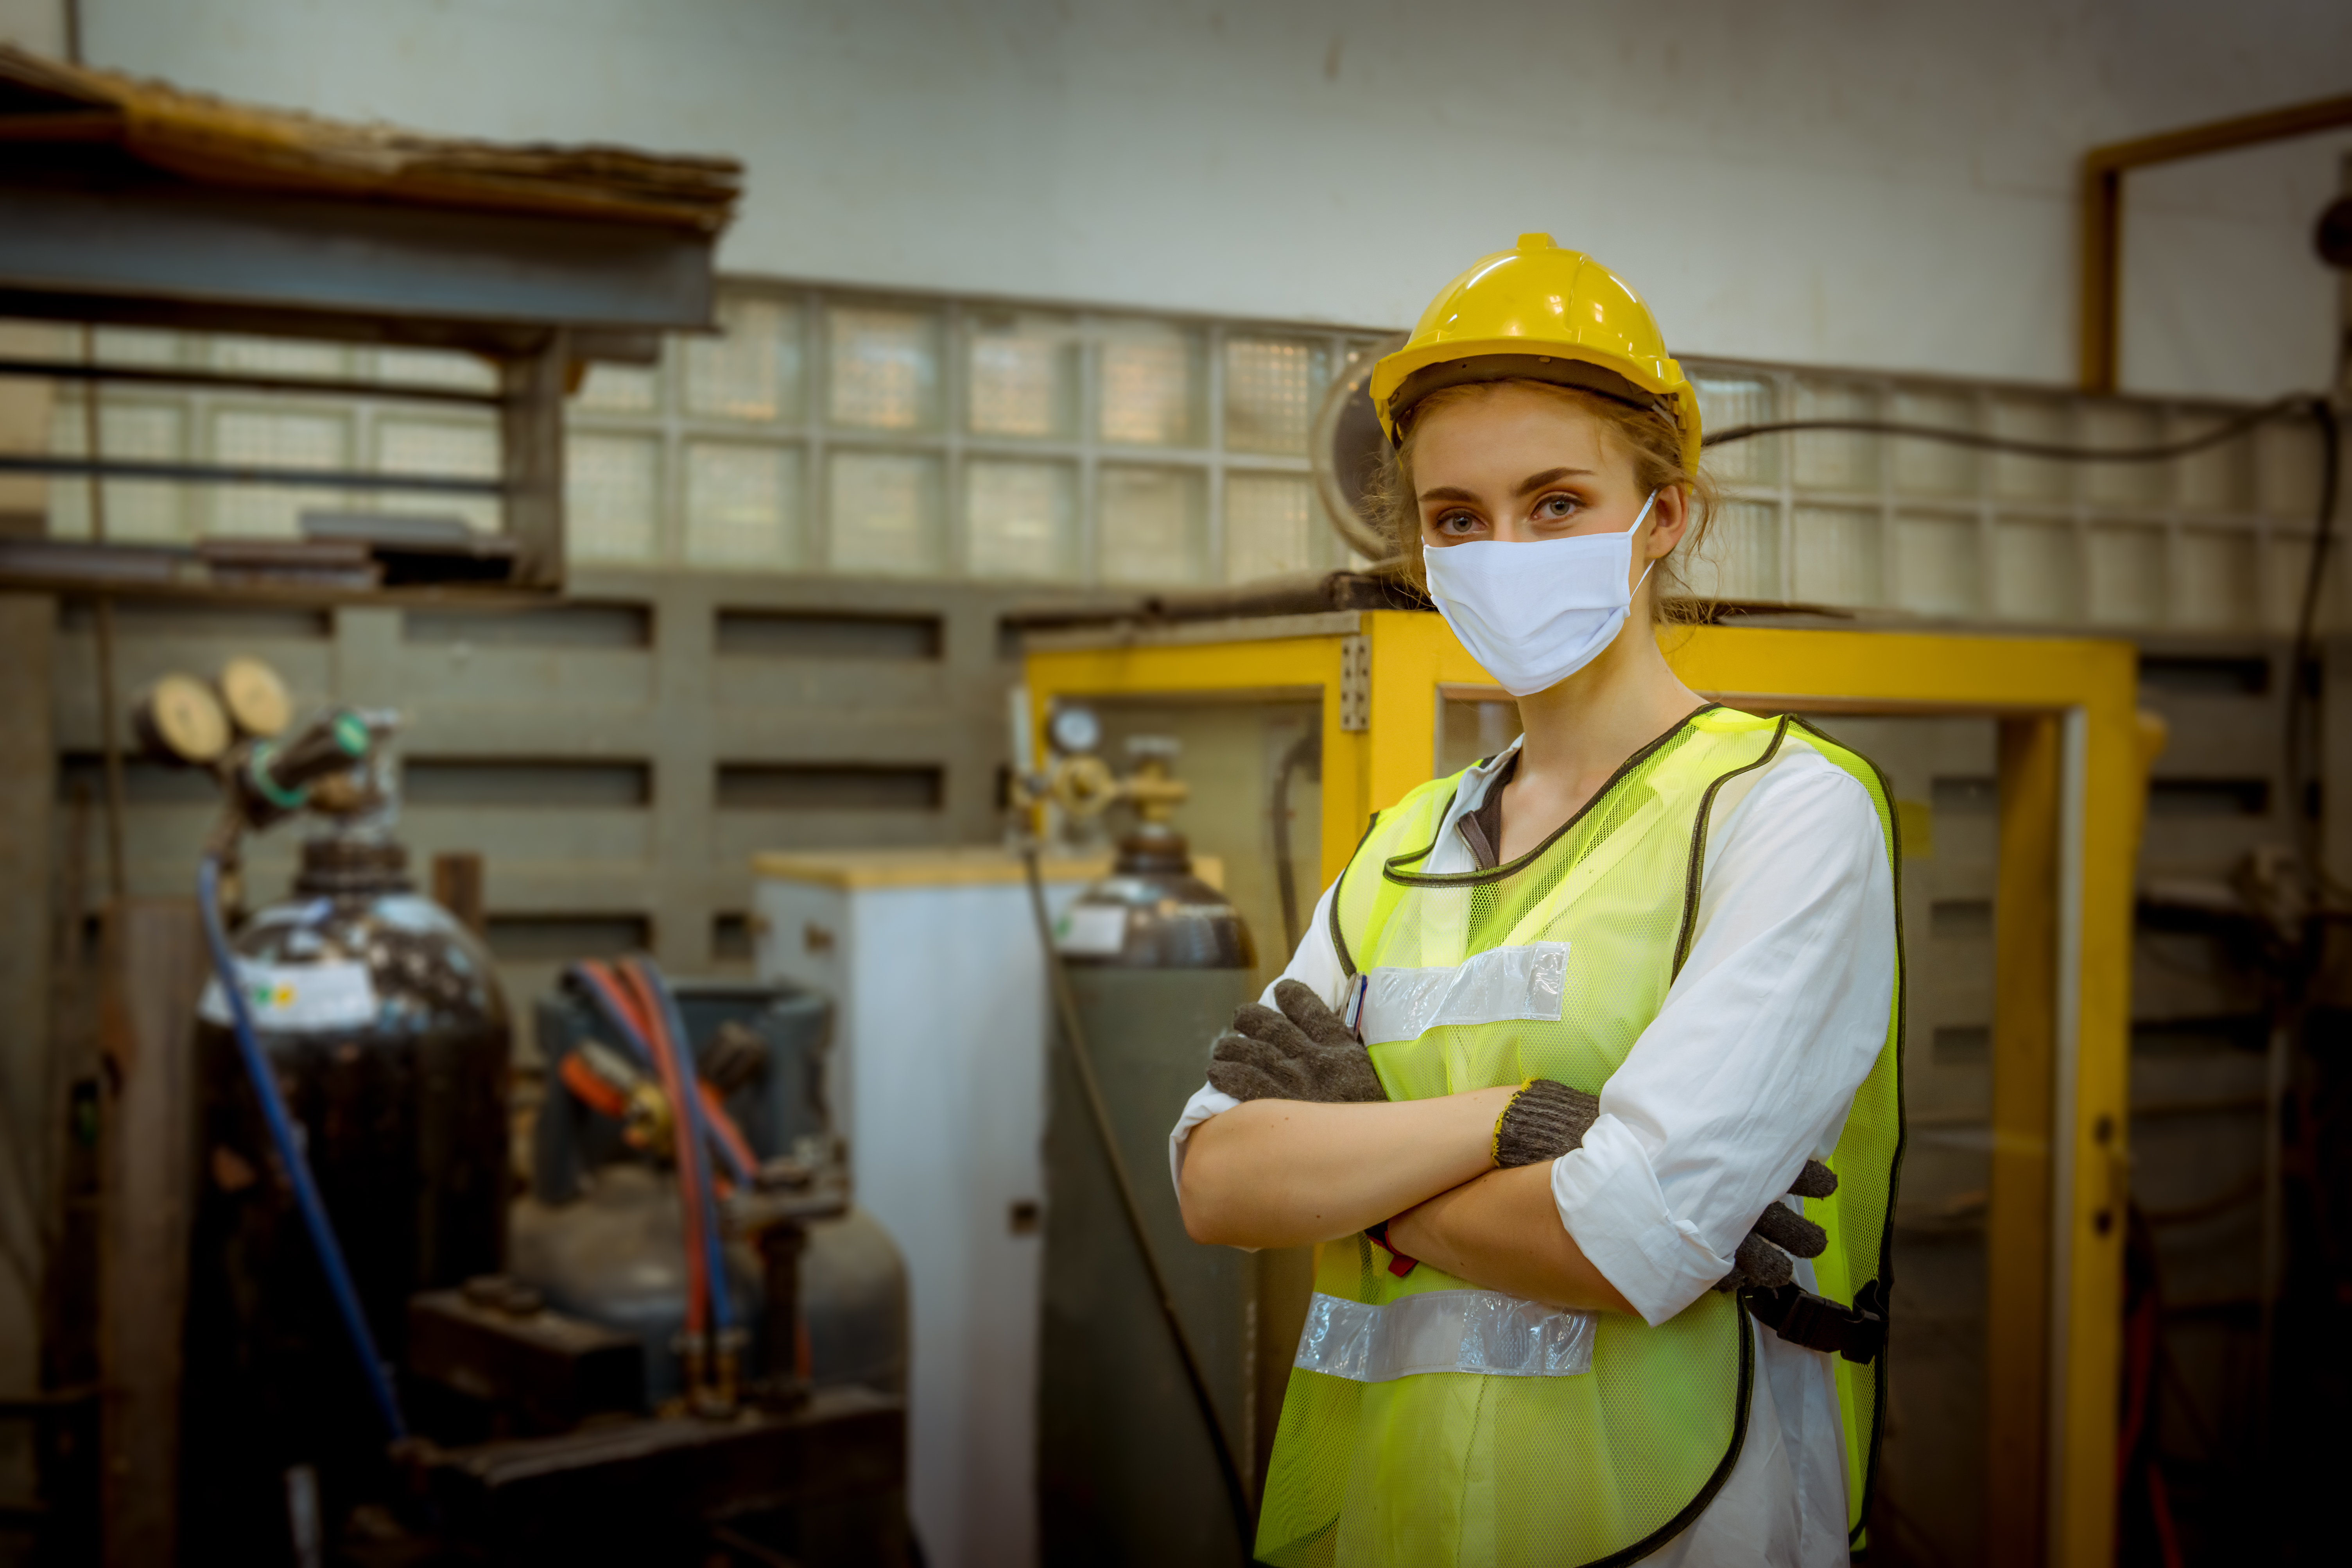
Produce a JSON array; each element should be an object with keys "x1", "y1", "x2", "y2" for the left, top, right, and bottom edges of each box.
[
  {"x1": 567, "y1": 961, "x2": 756, "y2": 1189},
  {"x1": 198, "y1": 855, "x2": 407, "y2": 1442},
  {"x1": 566, "y1": 963, "x2": 658, "y2": 1066},
  {"x1": 636, "y1": 961, "x2": 735, "y2": 1337}
]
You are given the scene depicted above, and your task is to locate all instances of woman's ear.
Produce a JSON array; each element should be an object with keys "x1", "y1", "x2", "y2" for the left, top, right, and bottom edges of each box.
[{"x1": 1644, "y1": 485, "x2": 1690, "y2": 558}]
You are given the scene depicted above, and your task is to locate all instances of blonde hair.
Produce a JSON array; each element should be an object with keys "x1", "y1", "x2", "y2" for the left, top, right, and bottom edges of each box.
[{"x1": 1369, "y1": 379, "x2": 1719, "y2": 625}]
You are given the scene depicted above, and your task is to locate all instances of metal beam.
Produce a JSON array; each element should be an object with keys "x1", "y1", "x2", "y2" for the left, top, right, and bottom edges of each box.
[
  {"x1": 0, "y1": 453, "x2": 506, "y2": 494},
  {"x1": 0, "y1": 184, "x2": 716, "y2": 342},
  {"x1": 0, "y1": 356, "x2": 502, "y2": 406}
]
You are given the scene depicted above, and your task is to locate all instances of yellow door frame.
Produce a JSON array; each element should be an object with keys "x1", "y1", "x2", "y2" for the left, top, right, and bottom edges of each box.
[{"x1": 1025, "y1": 609, "x2": 2140, "y2": 1566}]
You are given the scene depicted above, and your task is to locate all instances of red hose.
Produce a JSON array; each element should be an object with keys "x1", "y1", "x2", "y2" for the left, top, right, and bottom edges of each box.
[
  {"x1": 587, "y1": 959, "x2": 709, "y2": 1340},
  {"x1": 698, "y1": 1080, "x2": 758, "y2": 1185}
]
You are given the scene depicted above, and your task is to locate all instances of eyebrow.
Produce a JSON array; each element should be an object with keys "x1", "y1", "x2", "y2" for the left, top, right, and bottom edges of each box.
[{"x1": 1417, "y1": 467, "x2": 1596, "y2": 506}]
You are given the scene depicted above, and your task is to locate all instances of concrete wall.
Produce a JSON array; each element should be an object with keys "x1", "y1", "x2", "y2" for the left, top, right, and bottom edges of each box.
[{"x1": 79, "y1": 0, "x2": 2352, "y2": 401}]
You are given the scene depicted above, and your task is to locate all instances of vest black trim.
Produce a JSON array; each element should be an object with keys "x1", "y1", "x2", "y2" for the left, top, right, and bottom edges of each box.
[
  {"x1": 1787, "y1": 717, "x2": 1909, "y2": 1546},
  {"x1": 1373, "y1": 704, "x2": 1721, "y2": 891},
  {"x1": 1670, "y1": 715, "x2": 1792, "y2": 978}
]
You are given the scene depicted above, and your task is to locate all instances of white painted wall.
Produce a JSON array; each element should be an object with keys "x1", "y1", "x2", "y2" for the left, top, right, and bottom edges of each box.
[{"x1": 75, "y1": 0, "x2": 2352, "y2": 393}]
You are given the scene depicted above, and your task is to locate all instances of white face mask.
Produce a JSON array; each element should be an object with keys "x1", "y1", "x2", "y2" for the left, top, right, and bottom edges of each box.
[{"x1": 1423, "y1": 491, "x2": 1659, "y2": 697}]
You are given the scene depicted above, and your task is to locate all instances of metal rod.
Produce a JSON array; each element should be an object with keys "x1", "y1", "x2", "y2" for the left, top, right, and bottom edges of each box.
[
  {"x1": 0, "y1": 453, "x2": 507, "y2": 495},
  {"x1": 81, "y1": 326, "x2": 129, "y2": 902},
  {"x1": 0, "y1": 356, "x2": 503, "y2": 406},
  {"x1": 2256, "y1": 1020, "x2": 2291, "y2": 1453}
]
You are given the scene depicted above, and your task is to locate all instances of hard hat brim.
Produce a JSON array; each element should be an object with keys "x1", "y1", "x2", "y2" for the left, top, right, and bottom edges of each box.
[{"x1": 1372, "y1": 339, "x2": 1702, "y2": 475}]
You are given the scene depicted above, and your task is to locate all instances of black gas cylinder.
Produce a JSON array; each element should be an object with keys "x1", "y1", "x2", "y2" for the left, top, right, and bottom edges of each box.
[
  {"x1": 180, "y1": 832, "x2": 509, "y2": 1559},
  {"x1": 1041, "y1": 819, "x2": 1262, "y2": 1568}
]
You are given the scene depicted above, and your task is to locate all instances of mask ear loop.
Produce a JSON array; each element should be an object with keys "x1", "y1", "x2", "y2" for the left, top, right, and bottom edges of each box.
[{"x1": 1626, "y1": 489, "x2": 1660, "y2": 599}]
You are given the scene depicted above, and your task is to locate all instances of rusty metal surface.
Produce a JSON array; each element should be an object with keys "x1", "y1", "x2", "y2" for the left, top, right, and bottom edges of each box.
[
  {"x1": 407, "y1": 1284, "x2": 644, "y2": 1431},
  {"x1": 418, "y1": 1385, "x2": 905, "y2": 1554}
]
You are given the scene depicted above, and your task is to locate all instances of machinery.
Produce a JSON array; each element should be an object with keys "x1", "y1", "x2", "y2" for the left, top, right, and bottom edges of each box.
[
  {"x1": 515, "y1": 977, "x2": 909, "y2": 1414},
  {"x1": 1019, "y1": 725, "x2": 1266, "y2": 1564},
  {"x1": 177, "y1": 699, "x2": 511, "y2": 1562},
  {"x1": 144, "y1": 661, "x2": 911, "y2": 1566}
]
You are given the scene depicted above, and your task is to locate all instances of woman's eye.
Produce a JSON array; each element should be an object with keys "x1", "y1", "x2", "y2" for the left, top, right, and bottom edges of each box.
[
  {"x1": 1535, "y1": 494, "x2": 1580, "y2": 521},
  {"x1": 1435, "y1": 511, "x2": 1482, "y2": 535}
]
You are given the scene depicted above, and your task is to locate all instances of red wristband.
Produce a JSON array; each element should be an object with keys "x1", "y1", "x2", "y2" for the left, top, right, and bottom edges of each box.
[{"x1": 1363, "y1": 1219, "x2": 1419, "y2": 1278}]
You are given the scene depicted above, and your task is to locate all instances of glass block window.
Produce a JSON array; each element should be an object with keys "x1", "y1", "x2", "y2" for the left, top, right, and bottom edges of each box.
[
  {"x1": 967, "y1": 312, "x2": 1077, "y2": 439},
  {"x1": 574, "y1": 362, "x2": 661, "y2": 414},
  {"x1": 2174, "y1": 529, "x2": 2257, "y2": 629},
  {"x1": 686, "y1": 442, "x2": 801, "y2": 567},
  {"x1": 88, "y1": 327, "x2": 184, "y2": 367},
  {"x1": 1099, "y1": 465, "x2": 1206, "y2": 585},
  {"x1": 1697, "y1": 500, "x2": 1780, "y2": 601},
  {"x1": 967, "y1": 459, "x2": 1077, "y2": 580},
  {"x1": 1791, "y1": 382, "x2": 1879, "y2": 493},
  {"x1": 1993, "y1": 520, "x2": 2077, "y2": 622},
  {"x1": 39, "y1": 286, "x2": 2330, "y2": 635},
  {"x1": 567, "y1": 434, "x2": 662, "y2": 561},
  {"x1": 1792, "y1": 504, "x2": 1881, "y2": 606},
  {"x1": 1890, "y1": 391, "x2": 1976, "y2": 498},
  {"x1": 209, "y1": 405, "x2": 351, "y2": 536},
  {"x1": 376, "y1": 417, "x2": 500, "y2": 533},
  {"x1": 1694, "y1": 376, "x2": 1776, "y2": 486},
  {"x1": 212, "y1": 335, "x2": 347, "y2": 376},
  {"x1": 1224, "y1": 336, "x2": 1327, "y2": 455},
  {"x1": 2086, "y1": 525, "x2": 2165, "y2": 625},
  {"x1": 1099, "y1": 321, "x2": 1202, "y2": 447},
  {"x1": 827, "y1": 450, "x2": 943, "y2": 574},
  {"x1": 827, "y1": 305, "x2": 941, "y2": 432},
  {"x1": 1224, "y1": 471, "x2": 1315, "y2": 582},
  {"x1": 686, "y1": 294, "x2": 805, "y2": 423},
  {"x1": 374, "y1": 346, "x2": 498, "y2": 393},
  {"x1": 1893, "y1": 513, "x2": 1981, "y2": 617},
  {"x1": 1991, "y1": 398, "x2": 2071, "y2": 502},
  {"x1": 48, "y1": 394, "x2": 189, "y2": 541}
]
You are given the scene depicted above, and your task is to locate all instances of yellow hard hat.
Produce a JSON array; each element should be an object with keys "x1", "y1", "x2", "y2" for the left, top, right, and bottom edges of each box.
[{"x1": 1371, "y1": 233, "x2": 1701, "y2": 473}]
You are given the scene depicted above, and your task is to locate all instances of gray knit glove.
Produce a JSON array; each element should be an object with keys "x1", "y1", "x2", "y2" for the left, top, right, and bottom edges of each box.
[
  {"x1": 1715, "y1": 1161, "x2": 1839, "y2": 1291},
  {"x1": 1206, "y1": 979, "x2": 1386, "y2": 1104},
  {"x1": 1491, "y1": 1078, "x2": 1601, "y2": 1167}
]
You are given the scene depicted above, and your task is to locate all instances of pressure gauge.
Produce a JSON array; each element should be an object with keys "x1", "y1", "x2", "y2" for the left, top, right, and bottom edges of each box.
[
  {"x1": 218, "y1": 655, "x2": 292, "y2": 738},
  {"x1": 1049, "y1": 704, "x2": 1102, "y2": 756},
  {"x1": 137, "y1": 673, "x2": 231, "y2": 765}
]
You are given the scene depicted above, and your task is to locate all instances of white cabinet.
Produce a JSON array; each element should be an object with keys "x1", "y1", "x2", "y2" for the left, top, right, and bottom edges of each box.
[{"x1": 751, "y1": 848, "x2": 1097, "y2": 1568}]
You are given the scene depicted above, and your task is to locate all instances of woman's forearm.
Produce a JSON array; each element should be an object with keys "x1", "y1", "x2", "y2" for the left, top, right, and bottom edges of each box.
[
  {"x1": 1178, "y1": 1086, "x2": 1515, "y2": 1249},
  {"x1": 1388, "y1": 1163, "x2": 1638, "y2": 1315}
]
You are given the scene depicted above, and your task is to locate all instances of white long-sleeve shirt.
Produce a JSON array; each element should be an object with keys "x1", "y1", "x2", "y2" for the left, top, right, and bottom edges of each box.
[{"x1": 1169, "y1": 730, "x2": 1896, "y2": 1567}]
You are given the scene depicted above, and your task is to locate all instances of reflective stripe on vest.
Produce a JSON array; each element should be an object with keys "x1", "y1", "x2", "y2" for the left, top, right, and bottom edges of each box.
[
  {"x1": 1253, "y1": 707, "x2": 1904, "y2": 1568},
  {"x1": 1295, "y1": 1289, "x2": 1597, "y2": 1382},
  {"x1": 1356, "y1": 942, "x2": 1570, "y2": 1046}
]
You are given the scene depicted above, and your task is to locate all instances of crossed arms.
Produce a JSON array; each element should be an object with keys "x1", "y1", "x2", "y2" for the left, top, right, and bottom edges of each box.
[{"x1": 1179, "y1": 1088, "x2": 1639, "y2": 1314}]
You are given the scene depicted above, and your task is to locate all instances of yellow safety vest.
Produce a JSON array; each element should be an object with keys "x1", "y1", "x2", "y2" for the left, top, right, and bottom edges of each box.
[{"x1": 1254, "y1": 708, "x2": 1903, "y2": 1568}]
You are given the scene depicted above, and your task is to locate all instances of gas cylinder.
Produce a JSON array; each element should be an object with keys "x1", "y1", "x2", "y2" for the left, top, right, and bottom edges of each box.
[
  {"x1": 512, "y1": 978, "x2": 908, "y2": 1410},
  {"x1": 1039, "y1": 740, "x2": 1261, "y2": 1568},
  {"x1": 180, "y1": 829, "x2": 510, "y2": 1557}
]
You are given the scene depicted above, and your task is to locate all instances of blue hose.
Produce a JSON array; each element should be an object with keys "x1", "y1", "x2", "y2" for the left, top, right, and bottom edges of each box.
[
  {"x1": 199, "y1": 856, "x2": 408, "y2": 1442},
  {"x1": 637, "y1": 962, "x2": 735, "y2": 1338},
  {"x1": 565, "y1": 962, "x2": 754, "y2": 1190}
]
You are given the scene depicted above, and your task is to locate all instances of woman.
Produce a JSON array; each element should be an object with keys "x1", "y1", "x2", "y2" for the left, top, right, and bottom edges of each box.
[{"x1": 1171, "y1": 235, "x2": 1902, "y2": 1568}]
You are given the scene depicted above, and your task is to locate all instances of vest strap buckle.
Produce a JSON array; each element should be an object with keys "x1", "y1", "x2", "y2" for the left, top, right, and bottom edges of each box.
[{"x1": 1745, "y1": 1279, "x2": 1886, "y2": 1364}]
